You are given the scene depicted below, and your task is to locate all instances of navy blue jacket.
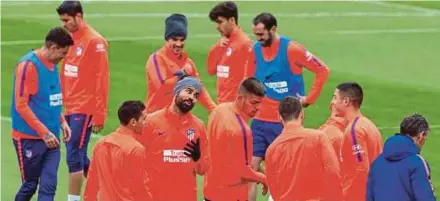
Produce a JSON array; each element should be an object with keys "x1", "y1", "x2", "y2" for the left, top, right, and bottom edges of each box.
[{"x1": 367, "y1": 133, "x2": 436, "y2": 201}]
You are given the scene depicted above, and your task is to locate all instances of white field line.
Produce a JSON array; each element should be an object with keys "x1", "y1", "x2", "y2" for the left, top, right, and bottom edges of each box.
[
  {"x1": 0, "y1": 34, "x2": 220, "y2": 46},
  {"x1": 362, "y1": 1, "x2": 440, "y2": 14},
  {"x1": 3, "y1": 12, "x2": 440, "y2": 19},
  {"x1": 1, "y1": 116, "x2": 439, "y2": 132},
  {"x1": 324, "y1": 28, "x2": 440, "y2": 35},
  {"x1": 0, "y1": 116, "x2": 102, "y2": 139},
  {"x1": 3, "y1": 27, "x2": 440, "y2": 46}
]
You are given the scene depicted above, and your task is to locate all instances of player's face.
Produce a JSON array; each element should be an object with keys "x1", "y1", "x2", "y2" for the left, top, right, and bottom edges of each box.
[
  {"x1": 167, "y1": 36, "x2": 185, "y2": 55},
  {"x1": 47, "y1": 45, "x2": 70, "y2": 64},
  {"x1": 133, "y1": 110, "x2": 148, "y2": 134},
  {"x1": 214, "y1": 16, "x2": 234, "y2": 37},
  {"x1": 175, "y1": 87, "x2": 200, "y2": 114},
  {"x1": 59, "y1": 14, "x2": 81, "y2": 33},
  {"x1": 238, "y1": 94, "x2": 263, "y2": 117},
  {"x1": 252, "y1": 23, "x2": 274, "y2": 47},
  {"x1": 331, "y1": 89, "x2": 349, "y2": 117}
]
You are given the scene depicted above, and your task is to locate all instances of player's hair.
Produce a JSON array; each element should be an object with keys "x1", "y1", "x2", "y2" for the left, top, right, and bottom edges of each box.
[
  {"x1": 44, "y1": 27, "x2": 74, "y2": 48},
  {"x1": 279, "y1": 96, "x2": 302, "y2": 122},
  {"x1": 336, "y1": 82, "x2": 363, "y2": 109},
  {"x1": 238, "y1": 77, "x2": 265, "y2": 97},
  {"x1": 253, "y1": 12, "x2": 277, "y2": 31},
  {"x1": 400, "y1": 113, "x2": 430, "y2": 137},
  {"x1": 118, "y1": 100, "x2": 146, "y2": 126},
  {"x1": 56, "y1": 1, "x2": 83, "y2": 16},
  {"x1": 209, "y1": 1, "x2": 239, "y2": 24}
]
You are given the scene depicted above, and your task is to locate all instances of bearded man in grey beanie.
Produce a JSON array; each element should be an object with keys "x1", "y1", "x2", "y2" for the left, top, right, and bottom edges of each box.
[
  {"x1": 144, "y1": 13, "x2": 217, "y2": 115},
  {"x1": 137, "y1": 76, "x2": 211, "y2": 201}
]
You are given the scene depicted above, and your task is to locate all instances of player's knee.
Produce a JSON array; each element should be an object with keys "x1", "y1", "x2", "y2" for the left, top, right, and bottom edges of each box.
[
  {"x1": 39, "y1": 178, "x2": 57, "y2": 195},
  {"x1": 18, "y1": 179, "x2": 39, "y2": 195},
  {"x1": 67, "y1": 161, "x2": 84, "y2": 173}
]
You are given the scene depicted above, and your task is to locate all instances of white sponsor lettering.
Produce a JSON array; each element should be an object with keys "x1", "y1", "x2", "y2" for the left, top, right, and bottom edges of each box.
[
  {"x1": 50, "y1": 93, "x2": 62, "y2": 106},
  {"x1": 352, "y1": 144, "x2": 364, "y2": 155},
  {"x1": 96, "y1": 43, "x2": 105, "y2": 52},
  {"x1": 163, "y1": 149, "x2": 190, "y2": 163},
  {"x1": 265, "y1": 81, "x2": 288, "y2": 94},
  {"x1": 216, "y1": 65, "x2": 230, "y2": 78},
  {"x1": 64, "y1": 64, "x2": 78, "y2": 77}
]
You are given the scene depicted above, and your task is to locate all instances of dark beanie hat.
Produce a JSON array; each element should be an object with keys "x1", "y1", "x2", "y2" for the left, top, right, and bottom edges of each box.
[{"x1": 165, "y1": 13, "x2": 188, "y2": 40}]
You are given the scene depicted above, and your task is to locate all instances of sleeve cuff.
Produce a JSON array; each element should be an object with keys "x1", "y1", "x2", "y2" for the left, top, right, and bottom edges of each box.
[{"x1": 92, "y1": 114, "x2": 106, "y2": 125}]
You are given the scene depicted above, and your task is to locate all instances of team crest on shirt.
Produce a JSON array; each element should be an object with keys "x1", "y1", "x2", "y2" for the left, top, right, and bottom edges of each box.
[
  {"x1": 25, "y1": 150, "x2": 33, "y2": 159},
  {"x1": 187, "y1": 129, "x2": 195, "y2": 141},
  {"x1": 76, "y1": 46, "x2": 83, "y2": 56},
  {"x1": 226, "y1": 47, "x2": 232, "y2": 56}
]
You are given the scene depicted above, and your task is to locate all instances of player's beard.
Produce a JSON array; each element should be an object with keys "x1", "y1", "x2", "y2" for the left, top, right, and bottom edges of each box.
[
  {"x1": 175, "y1": 95, "x2": 195, "y2": 114},
  {"x1": 261, "y1": 33, "x2": 274, "y2": 47}
]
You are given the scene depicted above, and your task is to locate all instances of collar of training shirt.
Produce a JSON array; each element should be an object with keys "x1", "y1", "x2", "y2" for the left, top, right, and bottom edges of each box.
[
  {"x1": 164, "y1": 105, "x2": 192, "y2": 125},
  {"x1": 232, "y1": 103, "x2": 251, "y2": 122},
  {"x1": 72, "y1": 22, "x2": 88, "y2": 40},
  {"x1": 35, "y1": 49, "x2": 55, "y2": 71},
  {"x1": 327, "y1": 116, "x2": 347, "y2": 132},
  {"x1": 283, "y1": 121, "x2": 303, "y2": 133},
  {"x1": 116, "y1": 125, "x2": 138, "y2": 138}
]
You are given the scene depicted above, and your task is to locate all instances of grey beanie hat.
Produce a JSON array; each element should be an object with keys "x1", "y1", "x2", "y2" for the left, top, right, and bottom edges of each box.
[
  {"x1": 165, "y1": 13, "x2": 188, "y2": 40},
  {"x1": 173, "y1": 76, "x2": 202, "y2": 96}
]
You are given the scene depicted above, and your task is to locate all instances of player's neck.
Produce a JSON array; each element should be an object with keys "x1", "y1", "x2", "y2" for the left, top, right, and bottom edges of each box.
[
  {"x1": 39, "y1": 47, "x2": 55, "y2": 64},
  {"x1": 345, "y1": 109, "x2": 362, "y2": 123},
  {"x1": 283, "y1": 119, "x2": 302, "y2": 127}
]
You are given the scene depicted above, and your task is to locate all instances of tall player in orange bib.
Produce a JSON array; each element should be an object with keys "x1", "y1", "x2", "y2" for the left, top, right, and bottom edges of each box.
[
  {"x1": 246, "y1": 13, "x2": 330, "y2": 201},
  {"x1": 57, "y1": 1, "x2": 110, "y2": 201},
  {"x1": 207, "y1": 1, "x2": 253, "y2": 103},
  {"x1": 331, "y1": 82, "x2": 383, "y2": 201},
  {"x1": 144, "y1": 13, "x2": 216, "y2": 114},
  {"x1": 139, "y1": 77, "x2": 210, "y2": 201}
]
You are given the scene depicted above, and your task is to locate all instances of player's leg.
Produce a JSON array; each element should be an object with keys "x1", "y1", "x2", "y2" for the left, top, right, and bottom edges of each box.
[
  {"x1": 13, "y1": 139, "x2": 44, "y2": 201},
  {"x1": 65, "y1": 114, "x2": 92, "y2": 201},
  {"x1": 248, "y1": 119, "x2": 268, "y2": 201},
  {"x1": 264, "y1": 121, "x2": 284, "y2": 201},
  {"x1": 38, "y1": 145, "x2": 60, "y2": 201},
  {"x1": 81, "y1": 124, "x2": 93, "y2": 178}
]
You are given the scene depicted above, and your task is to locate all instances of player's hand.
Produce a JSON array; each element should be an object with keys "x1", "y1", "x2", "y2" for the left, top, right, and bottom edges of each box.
[
  {"x1": 61, "y1": 121, "x2": 71, "y2": 142},
  {"x1": 92, "y1": 124, "x2": 104, "y2": 133},
  {"x1": 173, "y1": 69, "x2": 189, "y2": 80},
  {"x1": 184, "y1": 138, "x2": 201, "y2": 162},
  {"x1": 261, "y1": 181, "x2": 268, "y2": 196},
  {"x1": 220, "y1": 37, "x2": 229, "y2": 47},
  {"x1": 43, "y1": 132, "x2": 59, "y2": 148},
  {"x1": 296, "y1": 93, "x2": 310, "y2": 108}
]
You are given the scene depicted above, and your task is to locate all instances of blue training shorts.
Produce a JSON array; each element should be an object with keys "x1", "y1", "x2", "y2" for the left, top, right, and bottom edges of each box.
[
  {"x1": 65, "y1": 114, "x2": 92, "y2": 174},
  {"x1": 250, "y1": 119, "x2": 284, "y2": 159}
]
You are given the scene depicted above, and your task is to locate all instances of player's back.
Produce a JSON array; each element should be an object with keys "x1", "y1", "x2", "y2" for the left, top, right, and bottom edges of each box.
[
  {"x1": 341, "y1": 115, "x2": 383, "y2": 201},
  {"x1": 204, "y1": 102, "x2": 253, "y2": 200},
  {"x1": 266, "y1": 124, "x2": 333, "y2": 201},
  {"x1": 90, "y1": 131, "x2": 146, "y2": 201}
]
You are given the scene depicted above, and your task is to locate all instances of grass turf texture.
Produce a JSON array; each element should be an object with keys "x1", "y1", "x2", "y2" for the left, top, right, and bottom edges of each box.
[{"x1": 1, "y1": 1, "x2": 440, "y2": 200}]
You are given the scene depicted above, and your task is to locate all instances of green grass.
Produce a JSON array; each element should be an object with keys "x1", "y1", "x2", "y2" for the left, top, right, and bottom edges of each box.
[{"x1": 2, "y1": 1, "x2": 440, "y2": 200}]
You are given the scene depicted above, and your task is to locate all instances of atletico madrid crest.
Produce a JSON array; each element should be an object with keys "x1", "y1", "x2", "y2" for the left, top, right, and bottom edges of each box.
[{"x1": 187, "y1": 129, "x2": 195, "y2": 141}]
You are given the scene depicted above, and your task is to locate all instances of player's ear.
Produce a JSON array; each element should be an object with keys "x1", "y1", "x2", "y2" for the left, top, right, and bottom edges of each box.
[{"x1": 270, "y1": 26, "x2": 277, "y2": 33}]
